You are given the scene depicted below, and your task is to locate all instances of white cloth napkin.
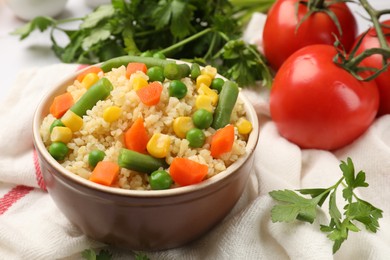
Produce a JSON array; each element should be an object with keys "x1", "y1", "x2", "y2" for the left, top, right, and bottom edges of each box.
[{"x1": 1, "y1": 14, "x2": 390, "y2": 260}]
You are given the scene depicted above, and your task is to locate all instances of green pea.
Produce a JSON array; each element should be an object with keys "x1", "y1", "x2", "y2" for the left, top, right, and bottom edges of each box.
[
  {"x1": 186, "y1": 128, "x2": 206, "y2": 148},
  {"x1": 211, "y1": 78, "x2": 225, "y2": 93},
  {"x1": 152, "y1": 52, "x2": 166, "y2": 59},
  {"x1": 88, "y1": 149, "x2": 106, "y2": 168},
  {"x1": 49, "y1": 142, "x2": 69, "y2": 161},
  {"x1": 50, "y1": 119, "x2": 65, "y2": 133},
  {"x1": 150, "y1": 170, "x2": 173, "y2": 190},
  {"x1": 190, "y1": 63, "x2": 201, "y2": 80},
  {"x1": 147, "y1": 66, "x2": 165, "y2": 82},
  {"x1": 168, "y1": 80, "x2": 187, "y2": 99},
  {"x1": 140, "y1": 51, "x2": 153, "y2": 57},
  {"x1": 192, "y1": 109, "x2": 213, "y2": 129}
]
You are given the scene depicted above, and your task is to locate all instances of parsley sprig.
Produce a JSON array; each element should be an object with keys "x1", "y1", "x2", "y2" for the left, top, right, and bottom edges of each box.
[
  {"x1": 81, "y1": 248, "x2": 150, "y2": 260},
  {"x1": 12, "y1": 0, "x2": 274, "y2": 88},
  {"x1": 269, "y1": 158, "x2": 383, "y2": 254},
  {"x1": 81, "y1": 249, "x2": 112, "y2": 260}
]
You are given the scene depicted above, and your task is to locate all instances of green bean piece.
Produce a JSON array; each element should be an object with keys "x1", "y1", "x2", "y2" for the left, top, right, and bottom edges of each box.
[
  {"x1": 100, "y1": 55, "x2": 175, "y2": 72},
  {"x1": 178, "y1": 63, "x2": 190, "y2": 78},
  {"x1": 190, "y1": 63, "x2": 201, "y2": 80},
  {"x1": 118, "y1": 148, "x2": 168, "y2": 174},
  {"x1": 70, "y1": 78, "x2": 113, "y2": 117},
  {"x1": 212, "y1": 81, "x2": 239, "y2": 130},
  {"x1": 164, "y1": 63, "x2": 190, "y2": 80}
]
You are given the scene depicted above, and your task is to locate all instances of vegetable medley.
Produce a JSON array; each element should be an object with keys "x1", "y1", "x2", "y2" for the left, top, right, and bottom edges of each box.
[{"x1": 41, "y1": 56, "x2": 253, "y2": 190}]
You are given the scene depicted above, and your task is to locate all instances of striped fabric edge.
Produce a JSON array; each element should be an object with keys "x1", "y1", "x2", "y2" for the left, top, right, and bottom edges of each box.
[
  {"x1": 33, "y1": 149, "x2": 47, "y2": 191},
  {"x1": 0, "y1": 185, "x2": 34, "y2": 215}
]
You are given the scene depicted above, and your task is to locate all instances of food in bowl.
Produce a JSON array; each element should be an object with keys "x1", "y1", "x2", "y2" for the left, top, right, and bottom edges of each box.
[
  {"x1": 39, "y1": 57, "x2": 253, "y2": 190},
  {"x1": 33, "y1": 56, "x2": 259, "y2": 250}
]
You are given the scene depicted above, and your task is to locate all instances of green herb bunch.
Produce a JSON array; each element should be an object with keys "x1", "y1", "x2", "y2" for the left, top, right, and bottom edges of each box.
[
  {"x1": 13, "y1": 0, "x2": 274, "y2": 87},
  {"x1": 81, "y1": 248, "x2": 149, "y2": 260},
  {"x1": 270, "y1": 158, "x2": 383, "y2": 253}
]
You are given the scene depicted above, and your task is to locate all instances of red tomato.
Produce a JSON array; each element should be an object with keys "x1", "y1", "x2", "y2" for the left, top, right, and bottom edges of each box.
[
  {"x1": 352, "y1": 20, "x2": 390, "y2": 116},
  {"x1": 270, "y1": 45, "x2": 379, "y2": 150},
  {"x1": 263, "y1": 0, "x2": 357, "y2": 71}
]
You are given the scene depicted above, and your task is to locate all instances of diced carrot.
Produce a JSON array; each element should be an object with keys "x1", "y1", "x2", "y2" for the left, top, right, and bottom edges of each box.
[
  {"x1": 49, "y1": 92, "x2": 74, "y2": 119},
  {"x1": 126, "y1": 62, "x2": 147, "y2": 79},
  {"x1": 169, "y1": 157, "x2": 208, "y2": 186},
  {"x1": 89, "y1": 161, "x2": 120, "y2": 186},
  {"x1": 210, "y1": 124, "x2": 235, "y2": 158},
  {"x1": 136, "y1": 82, "x2": 163, "y2": 106},
  {"x1": 76, "y1": 66, "x2": 103, "y2": 82},
  {"x1": 124, "y1": 118, "x2": 149, "y2": 153}
]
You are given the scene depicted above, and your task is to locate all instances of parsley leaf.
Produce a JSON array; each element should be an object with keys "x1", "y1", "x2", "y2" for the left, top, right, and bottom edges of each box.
[
  {"x1": 269, "y1": 189, "x2": 322, "y2": 223},
  {"x1": 269, "y1": 186, "x2": 331, "y2": 224},
  {"x1": 153, "y1": 0, "x2": 195, "y2": 39},
  {"x1": 11, "y1": 16, "x2": 55, "y2": 40},
  {"x1": 135, "y1": 252, "x2": 150, "y2": 260},
  {"x1": 269, "y1": 157, "x2": 383, "y2": 254},
  {"x1": 12, "y1": 0, "x2": 274, "y2": 88},
  {"x1": 81, "y1": 249, "x2": 112, "y2": 260},
  {"x1": 80, "y1": 5, "x2": 115, "y2": 29},
  {"x1": 219, "y1": 40, "x2": 272, "y2": 88},
  {"x1": 345, "y1": 199, "x2": 383, "y2": 232},
  {"x1": 82, "y1": 28, "x2": 111, "y2": 50}
]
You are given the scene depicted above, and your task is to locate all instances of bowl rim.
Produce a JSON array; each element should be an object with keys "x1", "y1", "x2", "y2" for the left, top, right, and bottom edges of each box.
[{"x1": 32, "y1": 62, "x2": 259, "y2": 198}]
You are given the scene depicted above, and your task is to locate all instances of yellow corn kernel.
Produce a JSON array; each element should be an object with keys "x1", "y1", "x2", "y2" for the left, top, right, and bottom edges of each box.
[
  {"x1": 196, "y1": 74, "x2": 212, "y2": 89},
  {"x1": 81, "y1": 73, "x2": 99, "y2": 89},
  {"x1": 61, "y1": 110, "x2": 83, "y2": 132},
  {"x1": 236, "y1": 118, "x2": 253, "y2": 135},
  {"x1": 198, "y1": 83, "x2": 218, "y2": 106},
  {"x1": 173, "y1": 117, "x2": 194, "y2": 138},
  {"x1": 147, "y1": 133, "x2": 171, "y2": 158},
  {"x1": 50, "y1": 126, "x2": 72, "y2": 143},
  {"x1": 132, "y1": 76, "x2": 148, "y2": 91},
  {"x1": 195, "y1": 95, "x2": 214, "y2": 112},
  {"x1": 201, "y1": 65, "x2": 217, "y2": 79},
  {"x1": 103, "y1": 106, "x2": 122, "y2": 122}
]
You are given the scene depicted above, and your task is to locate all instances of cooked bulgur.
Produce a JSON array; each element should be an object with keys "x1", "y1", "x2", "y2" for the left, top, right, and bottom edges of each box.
[{"x1": 40, "y1": 64, "x2": 250, "y2": 190}]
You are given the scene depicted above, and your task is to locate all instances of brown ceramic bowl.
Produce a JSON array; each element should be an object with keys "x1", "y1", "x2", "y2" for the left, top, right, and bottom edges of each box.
[{"x1": 32, "y1": 63, "x2": 259, "y2": 251}]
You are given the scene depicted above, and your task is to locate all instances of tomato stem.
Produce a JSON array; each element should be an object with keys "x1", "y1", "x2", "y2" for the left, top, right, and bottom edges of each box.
[
  {"x1": 297, "y1": 0, "x2": 345, "y2": 36},
  {"x1": 343, "y1": 47, "x2": 390, "y2": 81},
  {"x1": 335, "y1": 0, "x2": 390, "y2": 81},
  {"x1": 377, "y1": 9, "x2": 390, "y2": 17},
  {"x1": 313, "y1": 0, "x2": 325, "y2": 8},
  {"x1": 359, "y1": 0, "x2": 390, "y2": 52}
]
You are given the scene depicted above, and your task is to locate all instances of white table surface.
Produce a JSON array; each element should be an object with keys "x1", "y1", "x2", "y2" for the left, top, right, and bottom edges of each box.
[{"x1": 0, "y1": 0, "x2": 389, "y2": 103}]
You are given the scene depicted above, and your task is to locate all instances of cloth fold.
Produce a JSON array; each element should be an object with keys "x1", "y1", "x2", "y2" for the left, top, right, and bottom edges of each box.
[{"x1": 1, "y1": 15, "x2": 390, "y2": 260}]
